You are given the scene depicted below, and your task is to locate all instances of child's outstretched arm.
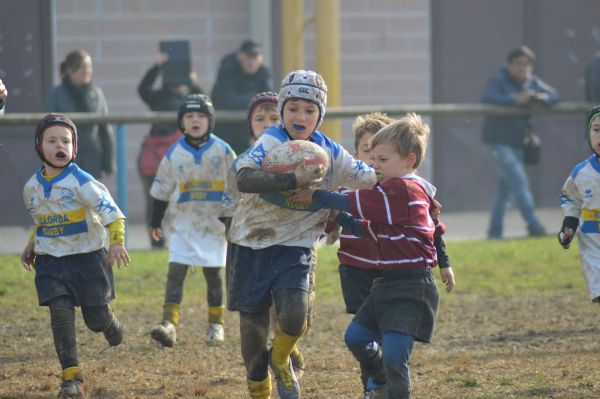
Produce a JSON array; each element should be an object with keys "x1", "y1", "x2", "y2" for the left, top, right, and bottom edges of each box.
[{"x1": 107, "y1": 219, "x2": 130, "y2": 268}]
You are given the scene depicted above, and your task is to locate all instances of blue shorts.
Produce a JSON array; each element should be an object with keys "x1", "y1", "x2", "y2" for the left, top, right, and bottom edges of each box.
[
  {"x1": 227, "y1": 243, "x2": 312, "y2": 312},
  {"x1": 34, "y1": 248, "x2": 115, "y2": 307}
]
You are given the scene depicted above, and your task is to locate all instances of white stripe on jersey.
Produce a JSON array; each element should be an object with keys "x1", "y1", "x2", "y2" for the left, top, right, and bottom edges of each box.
[
  {"x1": 338, "y1": 250, "x2": 379, "y2": 265},
  {"x1": 376, "y1": 185, "x2": 393, "y2": 224}
]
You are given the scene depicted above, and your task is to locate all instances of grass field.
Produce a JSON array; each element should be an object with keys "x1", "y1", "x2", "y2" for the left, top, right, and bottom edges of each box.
[{"x1": 1, "y1": 237, "x2": 600, "y2": 398}]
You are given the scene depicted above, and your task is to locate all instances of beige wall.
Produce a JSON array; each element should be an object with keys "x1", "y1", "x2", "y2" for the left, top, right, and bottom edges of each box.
[{"x1": 53, "y1": 0, "x2": 431, "y2": 222}]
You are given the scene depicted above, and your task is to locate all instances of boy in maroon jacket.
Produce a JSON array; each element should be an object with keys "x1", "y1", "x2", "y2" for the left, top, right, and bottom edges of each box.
[{"x1": 300, "y1": 113, "x2": 455, "y2": 399}]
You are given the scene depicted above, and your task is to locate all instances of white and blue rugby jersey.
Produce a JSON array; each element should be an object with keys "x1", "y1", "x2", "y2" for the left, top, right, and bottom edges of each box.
[
  {"x1": 561, "y1": 155, "x2": 600, "y2": 299},
  {"x1": 228, "y1": 124, "x2": 376, "y2": 249},
  {"x1": 23, "y1": 163, "x2": 125, "y2": 257},
  {"x1": 151, "y1": 134, "x2": 235, "y2": 266}
]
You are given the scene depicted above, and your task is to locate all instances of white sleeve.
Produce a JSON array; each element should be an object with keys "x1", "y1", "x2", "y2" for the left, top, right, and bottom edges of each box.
[
  {"x1": 560, "y1": 175, "x2": 582, "y2": 219},
  {"x1": 80, "y1": 180, "x2": 125, "y2": 225},
  {"x1": 333, "y1": 147, "x2": 376, "y2": 190},
  {"x1": 150, "y1": 155, "x2": 176, "y2": 202}
]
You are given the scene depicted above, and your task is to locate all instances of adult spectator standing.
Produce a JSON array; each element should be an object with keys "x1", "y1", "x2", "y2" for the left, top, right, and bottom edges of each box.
[
  {"x1": 0, "y1": 78, "x2": 6, "y2": 115},
  {"x1": 45, "y1": 49, "x2": 114, "y2": 179},
  {"x1": 481, "y1": 45, "x2": 560, "y2": 239},
  {"x1": 211, "y1": 39, "x2": 273, "y2": 154},
  {"x1": 137, "y1": 53, "x2": 205, "y2": 248},
  {"x1": 585, "y1": 50, "x2": 600, "y2": 104}
]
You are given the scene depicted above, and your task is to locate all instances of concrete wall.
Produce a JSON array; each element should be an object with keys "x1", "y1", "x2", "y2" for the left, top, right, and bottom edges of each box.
[{"x1": 50, "y1": 0, "x2": 432, "y2": 223}]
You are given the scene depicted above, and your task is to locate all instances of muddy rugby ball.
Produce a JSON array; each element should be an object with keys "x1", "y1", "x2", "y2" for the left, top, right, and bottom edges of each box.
[{"x1": 261, "y1": 140, "x2": 329, "y2": 181}]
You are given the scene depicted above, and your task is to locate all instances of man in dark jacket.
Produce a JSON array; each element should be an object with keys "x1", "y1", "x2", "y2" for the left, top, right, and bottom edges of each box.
[
  {"x1": 211, "y1": 39, "x2": 273, "y2": 154},
  {"x1": 481, "y1": 45, "x2": 560, "y2": 239},
  {"x1": 585, "y1": 50, "x2": 600, "y2": 103}
]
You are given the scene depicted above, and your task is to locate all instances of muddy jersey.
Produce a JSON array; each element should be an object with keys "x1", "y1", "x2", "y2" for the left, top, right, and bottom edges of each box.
[
  {"x1": 151, "y1": 134, "x2": 235, "y2": 267},
  {"x1": 23, "y1": 163, "x2": 125, "y2": 257},
  {"x1": 228, "y1": 124, "x2": 376, "y2": 249},
  {"x1": 560, "y1": 155, "x2": 600, "y2": 299}
]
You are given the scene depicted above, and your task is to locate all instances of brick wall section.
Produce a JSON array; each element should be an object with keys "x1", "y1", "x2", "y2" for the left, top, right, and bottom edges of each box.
[
  {"x1": 54, "y1": 0, "x2": 431, "y2": 223},
  {"x1": 54, "y1": 0, "x2": 253, "y2": 222}
]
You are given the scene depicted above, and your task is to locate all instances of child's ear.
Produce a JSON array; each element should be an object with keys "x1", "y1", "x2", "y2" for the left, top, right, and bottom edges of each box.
[{"x1": 407, "y1": 153, "x2": 417, "y2": 168}]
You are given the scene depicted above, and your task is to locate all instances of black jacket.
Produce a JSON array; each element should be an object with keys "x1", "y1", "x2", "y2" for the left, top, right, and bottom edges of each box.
[{"x1": 211, "y1": 53, "x2": 272, "y2": 110}]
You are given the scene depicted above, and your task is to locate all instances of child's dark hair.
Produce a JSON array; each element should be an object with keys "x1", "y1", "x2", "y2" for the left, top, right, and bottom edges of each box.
[
  {"x1": 352, "y1": 112, "x2": 394, "y2": 151},
  {"x1": 506, "y1": 45, "x2": 536, "y2": 64},
  {"x1": 60, "y1": 49, "x2": 91, "y2": 77},
  {"x1": 370, "y1": 112, "x2": 430, "y2": 169}
]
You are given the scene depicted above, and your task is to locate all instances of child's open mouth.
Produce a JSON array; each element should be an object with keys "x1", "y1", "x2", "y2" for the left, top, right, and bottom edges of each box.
[
  {"x1": 292, "y1": 124, "x2": 305, "y2": 131},
  {"x1": 56, "y1": 151, "x2": 67, "y2": 159}
]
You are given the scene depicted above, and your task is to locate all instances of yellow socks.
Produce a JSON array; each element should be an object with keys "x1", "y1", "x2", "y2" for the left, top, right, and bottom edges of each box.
[
  {"x1": 162, "y1": 303, "x2": 181, "y2": 327},
  {"x1": 247, "y1": 375, "x2": 272, "y2": 399},
  {"x1": 62, "y1": 366, "x2": 83, "y2": 382},
  {"x1": 271, "y1": 322, "x2": 306, "y2": 366},
  {"x1": 208, "y1": 305, "x2": 225, "y2": 325}
]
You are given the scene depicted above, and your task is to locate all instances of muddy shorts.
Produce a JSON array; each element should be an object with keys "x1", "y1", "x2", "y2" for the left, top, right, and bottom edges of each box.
[
  {"x1": 227, "y1": 243, "x2": 311, "y2": 312},
  {"x1": 339, "y1": 264, "x2": 384, "y2": 314},
  {"x1": 34, "y1": 248, "x2": 115, "y2": 307},
  {"x1": 353, "y1": 267, "x2": 439, "y2": 343}
]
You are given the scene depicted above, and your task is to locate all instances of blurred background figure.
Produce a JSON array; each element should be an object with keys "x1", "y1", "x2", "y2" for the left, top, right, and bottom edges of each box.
[
  {"x1": 211, "y1": 39, "x2": 273, "y2": 154},
  {"x1": 585, "y1": 50, "x2": 600, "y2": 104},
  {"x1": 44, "y1": 49, "x2": 114, "y2": 179},
  {"x1": 137, "y1": 52, "x2": 205, "y2": 249},
  {"x1": 481, "y1": 45, "x2": 560, "y2": 239},
  {"x1": 0, "y1": 78, "x2": 6, "y2": 115}
]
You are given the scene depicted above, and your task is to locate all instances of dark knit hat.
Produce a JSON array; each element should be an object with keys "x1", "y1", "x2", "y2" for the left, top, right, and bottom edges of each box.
[
  {"x1": 35, "y1": 113, "x2": 78, "y2": 165},
  {"x1": 177, "y1": 94, "x2": 215, "y2": 133},
  {"x1": 247, "y1": 91, "x2": 278, "y2": 138},
  {"x1": 587, "y1": 105, "x2": 600, "y2": 155}
]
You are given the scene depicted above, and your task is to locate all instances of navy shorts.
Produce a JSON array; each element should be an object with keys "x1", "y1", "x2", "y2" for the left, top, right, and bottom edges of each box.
[
  {"x1": 338, "y1": 264, "x2": 383, "y2": 314},
  {"x1": 227, "y1": 243, "x2": 312, "y2": 313},
  {"x1": 34, "y1": 248, "x2": 115, "y2": 307}
]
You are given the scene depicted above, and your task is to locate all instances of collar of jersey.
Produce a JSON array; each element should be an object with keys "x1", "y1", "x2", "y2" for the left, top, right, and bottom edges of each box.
[
  {"x1": 179, "y1": 133, "x2": 215, "y2": 164},
  {"x1": 36, "y1": 163, "x2": 76, "y2": 198}
]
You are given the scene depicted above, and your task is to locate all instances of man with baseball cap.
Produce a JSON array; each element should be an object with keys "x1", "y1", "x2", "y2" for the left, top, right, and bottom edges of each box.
[{"x1": 211, "y1": 39, "x2": 273, "y2": 154}]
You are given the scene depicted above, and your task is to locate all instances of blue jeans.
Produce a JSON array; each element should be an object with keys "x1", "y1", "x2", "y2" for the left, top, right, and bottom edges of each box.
[
  {"x1": 486, "y1": 144, "x2": 543, "y2": 237},
  {"x1": 345, "y1": 321, "x2": 414, "y2": 398}
]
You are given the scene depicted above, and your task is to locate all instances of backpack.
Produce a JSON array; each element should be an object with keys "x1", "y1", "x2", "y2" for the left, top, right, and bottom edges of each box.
[{"x1": 138, "y1": 129, "x2": 181, "y2": 176}]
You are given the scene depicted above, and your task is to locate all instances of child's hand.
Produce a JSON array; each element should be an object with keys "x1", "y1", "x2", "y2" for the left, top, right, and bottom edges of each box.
[
  {"x1": 21, "y1": 242, "x2": 36, "y2": 271},
  {"x1": 107, "y1": 244, "x2": 130, "y2": 269},
  {"x1": 440, "y1": 267, "x2": 455, "y2": 293},
  {"x1": 290, "y1": 188, "x2": 315, "y2": 202},
  {"x1": 325, "y1": 225, "x2": 341, "y2": 245},
  {"x1": 431, "y1": 199, "x2": 442, "y2": 219},
  {"x1": 558, "y1": 227, "x2": 574, "y2": 249},
  {"x1": 294, "y1": 158, "x2": 325, "y2": 189},
  {"x1": 150, "y1": 227, "x2": 162, "y2": 242}
]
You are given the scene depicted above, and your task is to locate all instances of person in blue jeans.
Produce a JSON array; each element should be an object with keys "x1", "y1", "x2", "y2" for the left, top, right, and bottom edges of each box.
[{"x1": 481, "y1": 45, "x2": 560, "y2": 239}]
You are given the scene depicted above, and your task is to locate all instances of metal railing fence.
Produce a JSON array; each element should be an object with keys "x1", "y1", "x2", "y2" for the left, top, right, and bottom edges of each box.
[{"x1": 0, "y1": 101, "x2": 592, "y2": 217}]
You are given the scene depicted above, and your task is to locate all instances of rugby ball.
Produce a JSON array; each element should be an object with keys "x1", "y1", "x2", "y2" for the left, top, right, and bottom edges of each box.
[{"x1": 261, "y1": 140, "x2": 329, "y2": 179}]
